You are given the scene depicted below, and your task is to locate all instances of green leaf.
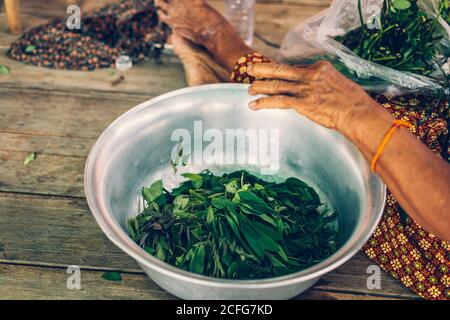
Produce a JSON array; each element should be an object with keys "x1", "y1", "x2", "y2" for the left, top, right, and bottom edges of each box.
[
  {"x1": 227, "y1": 261, "x2": 239, "y2": 278},
  {"x1": 182, "y1": 173, "x2": 203, "y2": 189},
  {"x1": 155, "y1": 239, "x2": 168, "y2": 260},
  {"x1": 0, "y1": 64, "x2": 10, "y2": 75},
  {"x1": 225, "y1": 180, "x2": 239, "y2": 194},
  {"x1": 172, "y1": 208, "x2": 194, "y2": 219},
  {"x1": 102, "y1": 272, "x2": 122, "y2": 282},
  {"x1": 253, "y1": 183, "x2": 265, "y2": 191},
  {"x1": 144, "y1": 246, "x2": 155, "y2": 255},
  {"x1": 189, "y1": 244, "x2": 205, "y2": 274},
  {"x1": 226, "y1": 215, "x2": 242, "y2": 241},
  {"x1": 24, "y1": 152, "x2": 36, "y2": 166},
  {"x1": 211, "y1": 196, "x2": 236, "y2": 210},
  {"x1": 239, "y1": 216, "x2": 279, "y2": 258},
  {"x1": 238, "y1": 191, "x2": 276, "y2": 216},
  {"x1": 267, "y1": 252, "x2": 286, "y2": 268},
  {"x1": 173, "y1": 195, "x2": 189, "y2": 210},
  {"x1": 393, "y1": 0, "x2": 411, "y2": 10},
  {"x1": 25, "y1": 45, "x2": 37, "y2": 53},
  {"x1": 142, "y1": 180, "x2": 163, "y2": 204},
  {"x1": 251, "y1": 220, "x2": 282, "y2": 241},
  {"x1": 206, "y1": 206, "x2": 214, "y2": 224},
  {"x1": 127, "y1": 218, "x2": 138, "y2": 240}
]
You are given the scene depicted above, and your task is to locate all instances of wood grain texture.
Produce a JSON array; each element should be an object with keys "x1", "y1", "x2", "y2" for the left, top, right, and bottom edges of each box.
[
  {"x1": 0, "y1": 90, "x2": 141, "y2": 196},
  {"x1": 0, "y1": 264, "x2": 176, "y2": 300},
  {"x1": 0, "y1": 192, "x2": 417, "y2": 299},
  {"x1": 0, "y1": 264, "x2": 405, "y2": 300},
  {"x1": 0, "y1": 52, "x2": 186, "y2": 94},
  {"x1": 210, "y1": 1, "x2": 325, "y2": 47}
]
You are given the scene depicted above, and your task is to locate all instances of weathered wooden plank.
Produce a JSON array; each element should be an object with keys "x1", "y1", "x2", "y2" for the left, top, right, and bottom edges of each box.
[
  {"x1": 0, "y1": 51, "x2": 186, "y2": 95},
  {"x1": 0, "y1": 89, "x2": 142, "y2": 196},
  {"x1": 0, "y1": 192, "x2": 417, "y2": 298},
  {"x1": 0, "y1": 193, "x2": 140, "y2": 270},
  {"x1": 313, "y1": 255, "x2": 417, "y2": 299},
  {"x1": 0, "y1": 87, "x2": 142, "y2": 138},
  {"x1": 0, "y1": 132, "x2": 95, "y2": 158},
  {"x1": 210, "y1": 1, "x2": 324, "y2": 46},
  {"x1": 296, "y1": 290, "x2": 402, "y2": 300},
  {"x1": 0, "y1": 149, "x2": 86, "y2": 197},
  {"x1": 0, "y1": 263, "x2": 176, "y2": 300},
  {"x1": 0, "y1": 263, "x2": 402, "y2": 300}
]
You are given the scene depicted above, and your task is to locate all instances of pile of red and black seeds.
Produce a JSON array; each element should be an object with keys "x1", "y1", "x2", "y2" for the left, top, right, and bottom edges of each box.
[{"x1": 8, "y1": 0, "x2": 169, "y2": 71}]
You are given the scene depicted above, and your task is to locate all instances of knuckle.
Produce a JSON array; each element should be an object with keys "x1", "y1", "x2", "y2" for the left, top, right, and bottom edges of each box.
[
  {"x1": 252, "y1": 80, "x2": 263, "y2": 86},
  {"x1": 273, "y1": 64, "x2": 286, "y2": 74}
]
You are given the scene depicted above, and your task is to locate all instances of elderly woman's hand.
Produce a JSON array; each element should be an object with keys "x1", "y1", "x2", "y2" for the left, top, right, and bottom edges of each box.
[{"x1": 247, "y1": 61, "x2": 381, "y2": 137}]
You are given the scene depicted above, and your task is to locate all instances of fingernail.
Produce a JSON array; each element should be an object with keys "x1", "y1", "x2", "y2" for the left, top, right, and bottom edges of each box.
[{"x1": 249, "y1": 101, "x2": 257, "y2": 109}]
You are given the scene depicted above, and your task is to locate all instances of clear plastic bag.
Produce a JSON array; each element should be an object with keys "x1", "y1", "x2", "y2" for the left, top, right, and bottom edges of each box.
[{"x1": 278, "y1": 0, "x2": 450, "y2": 96}]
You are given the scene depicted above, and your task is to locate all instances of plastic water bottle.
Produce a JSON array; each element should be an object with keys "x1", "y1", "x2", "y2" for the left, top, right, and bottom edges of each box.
[{"x1": 224, "y1": 0, "x2": 255, "y2": 46}]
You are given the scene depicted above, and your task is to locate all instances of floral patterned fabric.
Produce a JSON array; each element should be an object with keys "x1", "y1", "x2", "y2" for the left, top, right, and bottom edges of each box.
[
  {"x1": 231, "y1": 54, "x2": 450, "y2": 300},
  {"x1": 364, "y1": 94, "x2": 449, "y2": 300}
]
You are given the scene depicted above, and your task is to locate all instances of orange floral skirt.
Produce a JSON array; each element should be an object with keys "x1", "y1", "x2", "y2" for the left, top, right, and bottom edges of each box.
[{"x1": 363, "y1": 94, "x2": 449, "y2": 300}]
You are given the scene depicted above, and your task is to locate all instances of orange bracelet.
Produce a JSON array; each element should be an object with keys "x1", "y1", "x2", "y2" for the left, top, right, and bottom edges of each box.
[{"x1": 371, "y1": 120, "x2": 412, "y2": 173}]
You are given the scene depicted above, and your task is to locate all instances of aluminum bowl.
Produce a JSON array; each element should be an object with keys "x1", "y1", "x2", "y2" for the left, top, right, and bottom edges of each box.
[{"x1": 84, "y1": 84, "x2": 385, "y2": 300}]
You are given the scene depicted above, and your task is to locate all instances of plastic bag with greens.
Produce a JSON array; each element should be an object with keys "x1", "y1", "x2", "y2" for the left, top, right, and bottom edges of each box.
[{"x1": 278, "y1": 0, "x2": 450, "y2": 97}]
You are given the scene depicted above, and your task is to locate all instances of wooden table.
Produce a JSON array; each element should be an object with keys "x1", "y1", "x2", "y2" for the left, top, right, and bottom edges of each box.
[{"x1": 0, "y1": 0, "x2": 418, "y2": 300}]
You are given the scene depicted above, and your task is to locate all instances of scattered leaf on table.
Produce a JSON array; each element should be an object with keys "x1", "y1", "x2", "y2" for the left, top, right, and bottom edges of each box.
[
  {"x1": 101, "y1": 271, "x2": 122, "y2": 282},
  {"x1": 24, "y1": 152, "x2": 36, "y2": 166},
  {"x1": 0, "y1": 65, "x2": 10, "y2": 75}
]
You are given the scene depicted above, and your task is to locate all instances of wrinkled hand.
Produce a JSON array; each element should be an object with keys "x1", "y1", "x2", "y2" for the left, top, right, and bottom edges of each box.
[
  {"x1": 248, "y1": 61, "x2": 377, "y2": 134},
  {"x1": 155, "y1": 0, "x2": 232, "y2": 47}
]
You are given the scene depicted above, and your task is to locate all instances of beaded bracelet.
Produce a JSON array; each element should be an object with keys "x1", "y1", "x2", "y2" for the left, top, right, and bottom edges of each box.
[{"x1": 230, "y1": 52, "x2": 271, "y2": 84}]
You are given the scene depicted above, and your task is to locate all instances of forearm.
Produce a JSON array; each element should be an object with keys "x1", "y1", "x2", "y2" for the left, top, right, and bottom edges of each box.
[
  {"x1": 205, "y1": 28, "x2": 253, "y2": 71},
  {"x1": 342, "y1": 102, "x2": 450, "y2": 241}
]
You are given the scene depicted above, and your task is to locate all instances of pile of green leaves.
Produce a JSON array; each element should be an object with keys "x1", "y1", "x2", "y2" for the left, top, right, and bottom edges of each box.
[
  {"x1": 127, "y1": 170, "x2": 339, "y2": 280},
  {"x1": 336, "y1": 0, "x2": 449, "y2": 79},
  {"x1": 443, "y1": 0, "x2": 450, "y2": 24}
]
